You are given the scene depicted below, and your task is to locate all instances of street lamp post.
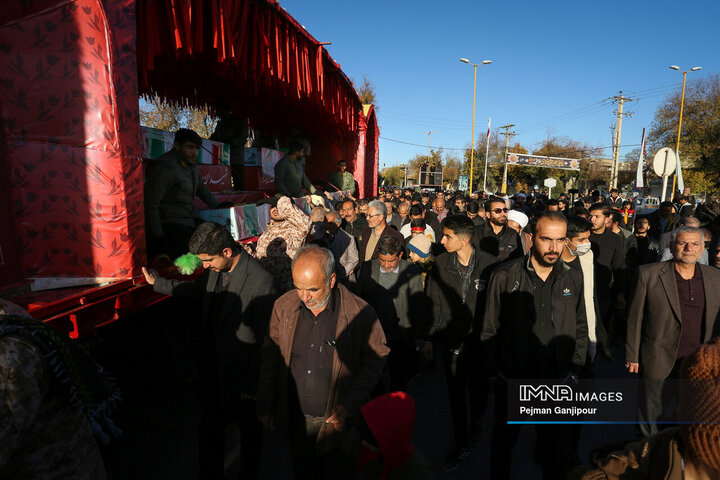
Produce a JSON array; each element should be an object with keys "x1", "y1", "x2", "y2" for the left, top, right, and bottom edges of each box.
[
  {"x1": 460, "y1": 58, "x2": 491, "y2": 193},
  {"x1": 668, "y1": 65, "x2": 701, "y2": 197}
]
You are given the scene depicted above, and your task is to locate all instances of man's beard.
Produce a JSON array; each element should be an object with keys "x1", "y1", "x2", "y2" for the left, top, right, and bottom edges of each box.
[
  {"x1": 305, "y1": 290, "x2": 331, "y2": 310},
  {"x1": 534, "y1": 251, "x2": 560, "y2": 267}
]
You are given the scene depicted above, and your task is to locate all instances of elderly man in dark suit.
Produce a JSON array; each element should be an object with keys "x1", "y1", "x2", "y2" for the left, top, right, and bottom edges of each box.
[
  {"x1": 626, "y1": 225, "x2": 720, "y2": 437},
  {"x1": 143, "y1": 222, "x2": 277, "y2": 479}
]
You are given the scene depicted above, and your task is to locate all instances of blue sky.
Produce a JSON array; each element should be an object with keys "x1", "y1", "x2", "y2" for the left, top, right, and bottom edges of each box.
[{"x1": 281, "y1": 0, "x2": 719, "y2": 169}]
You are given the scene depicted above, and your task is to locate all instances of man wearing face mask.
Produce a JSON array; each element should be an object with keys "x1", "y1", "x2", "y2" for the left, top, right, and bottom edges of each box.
[{"x1": 560, "y1": 216, "x2": 607, "y2": 364}]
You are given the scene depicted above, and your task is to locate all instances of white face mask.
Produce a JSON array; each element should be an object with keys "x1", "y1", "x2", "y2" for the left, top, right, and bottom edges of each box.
[{"x1": 567, "y1": 239, "x2": 592, "y2": 256}]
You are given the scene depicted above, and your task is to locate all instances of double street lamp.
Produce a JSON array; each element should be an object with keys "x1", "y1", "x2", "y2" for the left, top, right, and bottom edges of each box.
[
  {"x1": 668, "y1": 65, "x2": 701, "y2": 195},
  {"x1": 460, "y1": 58, "x2": 491, "y2": 193}
]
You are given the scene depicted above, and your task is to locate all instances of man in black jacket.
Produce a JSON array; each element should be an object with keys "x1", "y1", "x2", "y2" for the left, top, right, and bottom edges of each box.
[
  {"x1": 339, "y1": 199, "x2": 368, "y2": 247},
  {"x1": 473, "y1": 196, "x2": 523, "y2": 262},
  {"x1": 589, "y1": 203, "x2": 627, "y2": 349},
  {"x1": 481, "y1": 211, "x2": 588, "y2": 480},
  {"x1": 142, "y1": 222, "x2": 276, "y2": 479},
  {"x1": 633, "y1": 217, "x2": 661, "y2": 265},
  {"x1": 423, "y1": 215, "x2": 496, "y2": 473},
  {"x1": 357, "y1": 235, "x2": 428, "y2": 391}
]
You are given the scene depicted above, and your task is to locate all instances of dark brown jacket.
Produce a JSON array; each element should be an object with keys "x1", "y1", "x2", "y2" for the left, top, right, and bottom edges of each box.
[
  {"x1": 257, "y1": 283, "x2": 389, "y2": 448},
  {"x1": 626, "y1": 260, "x2": 720, "y2": 379},
  {"x1": 358, "y1": 224, "x2": 405, "y2": 263}
]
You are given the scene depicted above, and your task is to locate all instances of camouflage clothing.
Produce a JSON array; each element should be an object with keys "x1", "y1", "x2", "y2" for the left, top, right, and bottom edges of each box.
[
  {"x1": 0, "y1": 336, "x2": 107, "y2": 478},
  {"x1": 255, "y1": 196, "x2": 310, "y2": 292}
]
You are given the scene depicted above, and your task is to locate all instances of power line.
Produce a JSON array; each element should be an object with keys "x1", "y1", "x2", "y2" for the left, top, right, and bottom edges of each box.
[{"x1": 379, "y1": 136, "x2": 642, "y2": 155}]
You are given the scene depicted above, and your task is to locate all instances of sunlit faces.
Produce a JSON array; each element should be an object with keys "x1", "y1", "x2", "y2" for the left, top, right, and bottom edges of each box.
[
  {"x1": 270, "y1": 206, "x2": 284, "y2": 221},
  {"x1": 588, "y1": 210, "x2": 607, "y2": 232},
  {"x1": 366, "y1": 207, "x2": 384, "y2": 229},
  {"x1": 487, "y1": 201, "x2": 508, "y2": 226},
  {"x1": 292, "y1": 256, "x2": 336, "y2": 311},
  {"x1": 441, "y1": 227, "x2": 469, "y2": 254},
  {"x1": 565, "y1": 230, "x2": 591, "y2": 255},
  {"x1": 339, "y1": 201, "x2": 356, "y2": 221},
  {"x1": 532, "y1": 218, "x2": 567, "y2": 267},
  {"x1": 672, "y1": 231, "x2": 704, "y2": 265},
  {"x1": 507, "y1": 219, "x2": 522, "y2": 234}
]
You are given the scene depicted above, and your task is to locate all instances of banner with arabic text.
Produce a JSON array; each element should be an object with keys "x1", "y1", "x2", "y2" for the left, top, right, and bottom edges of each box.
[{"x1": 507, "y1": 153, "x2": 581, "y2": 171}]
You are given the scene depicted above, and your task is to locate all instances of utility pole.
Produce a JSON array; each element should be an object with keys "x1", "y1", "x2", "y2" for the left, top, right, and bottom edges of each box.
[
  {"x1": 499, "y1": 123, "x2": 516, "y2": 195},
  {"x1": 605, "y1": 91, "x2": 633, "y2": 189},
  {"x1": 421, "y1": 131, "x2": 437, "y2": 165},
  {"x1": 609, "y1": 124, "x2": 616, "y2": 188}
]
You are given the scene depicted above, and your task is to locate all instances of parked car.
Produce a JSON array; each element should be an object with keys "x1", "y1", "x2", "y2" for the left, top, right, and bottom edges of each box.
[{"x1": 633, "y1": 196, "x2": 660, "y2": 216}]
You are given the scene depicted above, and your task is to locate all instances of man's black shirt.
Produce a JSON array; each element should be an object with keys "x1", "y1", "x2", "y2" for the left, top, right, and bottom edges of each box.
[
  {"x1": 589, "y1": 229, "x2": 626, "y2": 300},
  {"x1": 341, "y1": 215, "x2": 368, "y2": 246},
  {"x1": 290, "y1": 287, "x2": 339, "y2": 417},
  {"x1": 529, "y1": 264, "x2": 558, "y2": 349},
  {"x1": 472, "y1": 222, "x2": 522, "y2": 263}
]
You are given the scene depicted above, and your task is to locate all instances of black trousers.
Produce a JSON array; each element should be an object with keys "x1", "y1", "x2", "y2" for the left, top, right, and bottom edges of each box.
[
  {"x1": 386, "y1": 335, "x2": 420, "y2": 392},
  {"x1": 638, "y1": 359, "x2": 682, "y2": 437},
  {"x1": 439, "y1": 341, "x2": 489, "y2": 448},
  {"x1": 198, "y1": 398, "x2": 262, "y2": 480},
  {"x1": 490, "y1": 378, "x2": 576, "y2": 480},
  {"x1": 288, "y1": 414, "x2": 355, "y2": 480}
]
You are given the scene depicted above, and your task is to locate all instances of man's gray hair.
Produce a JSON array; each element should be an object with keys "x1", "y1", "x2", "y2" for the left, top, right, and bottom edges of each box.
[
  {"x1": 292, "y1": 244, "x2": 335, "y2": 284},
  {"x1": 671, "y1": 226, "x2": 705, "y2": 244},
  {"x1": 367, "y1": 199, "x2": 387, "y2": 217},
  {"x1": 309, "y1": 206, "x2": 326, "y2": 222},
  {"x1": 326, "y1": 210, "x2": 342, "y2": 226}
]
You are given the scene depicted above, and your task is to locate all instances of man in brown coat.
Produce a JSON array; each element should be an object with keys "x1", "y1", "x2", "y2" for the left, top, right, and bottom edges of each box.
[
  {"x1": 257, "y1": 245, "x2": 389, "y2": 479},
  {"x1": 626, "y1": 226, "x2": 720, "y2": 436}
]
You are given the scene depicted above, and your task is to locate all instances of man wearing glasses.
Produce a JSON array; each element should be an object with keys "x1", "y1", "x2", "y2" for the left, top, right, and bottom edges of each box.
[
  {"x1": 358, "y1": 200, "x2": 404, "y2": 264},
  {"x1": 472, "y1": 196, "x2": 522, "y2": 262}
]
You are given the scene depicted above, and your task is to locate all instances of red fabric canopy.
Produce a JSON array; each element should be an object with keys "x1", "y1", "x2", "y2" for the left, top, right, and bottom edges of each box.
[
  {"x1": 0, "y1": 0, "x2": 378, "y2": 288},
  {"x1": 136, "y1": 0, "x2": 361, "y2": 145}
]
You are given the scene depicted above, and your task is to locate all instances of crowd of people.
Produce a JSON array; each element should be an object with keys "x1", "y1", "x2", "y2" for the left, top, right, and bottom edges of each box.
[
  {"x1": 139, "y1": 172, "x2": 720, "y2": 479},
  {"x1": 4, "y1": 126, "x2": 720, "y2": 479}
]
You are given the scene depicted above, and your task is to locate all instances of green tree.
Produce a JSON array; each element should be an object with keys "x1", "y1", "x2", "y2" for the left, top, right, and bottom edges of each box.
[
  {"x1": 356, "y1": 75, "x2": 377, "y2": 106},
  {"x1": 140, "y1": 96, "x2": 182, "y2": 132},
  {"x1": 443, "y1": 153, "x2": 461, "y2": 189},
  {"x1": 381, "y1": 165, "x2": 405, "y2": 186},
  {"x1": 140, "y1": 96, "x2": 218, "y2": 138},
  {"x1": 647, "y1": 74, "x2": 720, "y2": 193},
  {"x1": 461, "y1": 131, "x2": 506, "y2": 192}
]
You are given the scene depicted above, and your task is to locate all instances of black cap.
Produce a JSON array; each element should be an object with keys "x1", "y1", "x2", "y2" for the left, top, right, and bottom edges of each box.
[{"x1": 174, "y1": 128, "x2": 202, "y2": 146}]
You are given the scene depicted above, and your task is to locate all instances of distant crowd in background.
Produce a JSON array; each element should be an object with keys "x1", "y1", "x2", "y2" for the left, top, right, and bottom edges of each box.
[{"x1": 5, "y1": 125, "x2": 720, "y2": 480}]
